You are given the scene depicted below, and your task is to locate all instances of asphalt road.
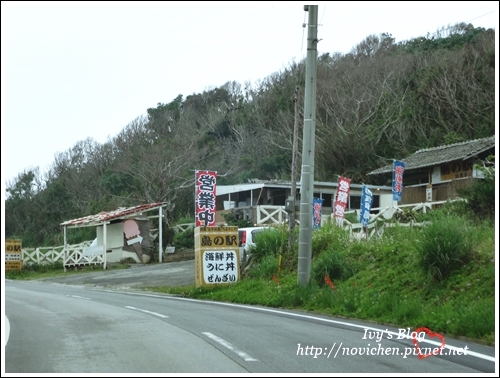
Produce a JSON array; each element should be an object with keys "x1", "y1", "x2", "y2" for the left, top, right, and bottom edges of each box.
[
  {"x1": 38, "y1": 260, "x2": 195, "y2": 290},
  {"x1": 5, "y1": 280, "x2": 496, "y2": 373}
]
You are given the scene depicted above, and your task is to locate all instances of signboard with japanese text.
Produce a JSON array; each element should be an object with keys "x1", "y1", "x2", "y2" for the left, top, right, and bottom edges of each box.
[
  {"x1": 392, "y1": 160, "x2": 405, "y2": 202},
  {"x1": 5, "y1": 239, "x2": 23, "y2": 271},
  {"x1": 202, "y1": 250, "x2": 239, "y2": 284},
  {"x1": 194, "y1": 226, "x2": 239, "y2": 287},
  {"x1": 426, "y1": 186, "x2": 433, "y2": 202},
  {"x1": 359, "y1": 186, "x2": 373, "y2": 227},
  {"x1": 312, "y1": 198, "x2": 323, "y2": 229},
  {"x1": 197, "y1": 226, "x2": 239, "y2": 247},
  {"x1": 195, "y1": 170, "x2": 217, "y2": 227},
  {"x1": 333, "y1": 176, "x2": 351, "y2": 226},
  {"x1": 440, "y1": 161, "x2": 473, "y2": 181}
]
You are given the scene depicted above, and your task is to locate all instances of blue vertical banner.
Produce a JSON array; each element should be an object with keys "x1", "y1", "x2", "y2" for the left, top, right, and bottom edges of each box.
[
  {"x1": 392, "y1": 160, "x2": 405, "y2": 202},
  {"x1": 312, "y1": 198, "x2": 323, "y2": 229},
  {"x1": 359, "y1": 186, "x2": 373, "y2": 227}
]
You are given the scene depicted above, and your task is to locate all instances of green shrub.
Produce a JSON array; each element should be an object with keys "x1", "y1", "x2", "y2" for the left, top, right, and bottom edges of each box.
[
  {"x1": 457, "y1": 160, "x2": 495, "y2": 220},
  {"x1": 311, "y1": 222, "x2": 350, "y2": 258},
  {"x1": 311, "y1": 247, "x2": 356, "y2": 285},
  {"x1": 173, "y1": 227, "x2": 194, "y2": 249},
  {"x1": 416, "y1": 214, "x2": 474, "y2": 282},
  {"x1": 248, "y1": 227, "x2": 286, "y2": 262},
  {"x1": 223, "y1": 212, "x2": 253, "y2": 228},
  {"x1": 247, "y1": 254, "x2": 280, "y2": 280}
]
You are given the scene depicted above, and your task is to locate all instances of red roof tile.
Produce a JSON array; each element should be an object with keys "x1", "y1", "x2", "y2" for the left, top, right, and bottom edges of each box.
[{"x1": 60, "y1": 202, "x2": 164, "y2": 227}]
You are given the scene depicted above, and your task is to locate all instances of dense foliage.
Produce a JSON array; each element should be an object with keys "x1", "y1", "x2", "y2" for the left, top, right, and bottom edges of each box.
[
  {"x1": 5, "y1": 23, "x2": 495, "y2": 246},
  {"x1": 457, "y1": 156, "x2": 495, "y2": 220}
]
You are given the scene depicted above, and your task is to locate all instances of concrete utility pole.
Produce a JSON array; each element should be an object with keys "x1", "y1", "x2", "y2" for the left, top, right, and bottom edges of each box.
[
  {"x1": 288, "y1": 85, "x2": 300, "y2": 251},
  {"x1": 297, "y1": 4, "x2": 318, "y2": 286}
]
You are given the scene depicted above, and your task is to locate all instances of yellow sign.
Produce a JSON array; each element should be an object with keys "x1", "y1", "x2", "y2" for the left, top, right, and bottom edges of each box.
[
  {"x1": 5, "y1": 239, "x2": 23, "y2": 271},
  {"x1": 199, "y1": 233, "x2": 238, "y2": 248},
  {"x1": 440, "y1": 161, "x2": 473, "y2": 181},
  {"x1": 198, "y1": 226, "x2": 238, "y2": 232},
  {"x1": 194, "y1": 227, "x2": 239, "y2": 287}
]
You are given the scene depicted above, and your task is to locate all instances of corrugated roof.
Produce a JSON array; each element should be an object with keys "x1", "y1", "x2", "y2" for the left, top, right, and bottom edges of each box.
[
  {"x1": 217, "y1": 180, "x2": 393, "y2": 195},
  {"x1": 367, "y1": 136, "x2": 495, "y2": 175},
  {"x1": 60, "y1": 202, "x2": 164, "y2": 228}
]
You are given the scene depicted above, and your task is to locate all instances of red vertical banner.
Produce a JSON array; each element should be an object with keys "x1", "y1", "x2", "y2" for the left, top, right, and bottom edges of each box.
[
  {"x1": 333, "y1": 176, "x2": 351, "y2": 226},
  {"x1": 195, "y1": 170, "x2": 217, "y2": 227}
]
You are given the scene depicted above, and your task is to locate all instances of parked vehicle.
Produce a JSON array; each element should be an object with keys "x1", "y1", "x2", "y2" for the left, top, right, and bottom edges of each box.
[{"x1": 238, "y1": 226, "x2": 275, "y2": 265}]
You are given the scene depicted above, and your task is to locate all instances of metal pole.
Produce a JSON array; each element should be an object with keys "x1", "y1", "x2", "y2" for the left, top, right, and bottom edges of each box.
[
  {"x1": 297, "y1": 5, "x2": 318, "y2": 286},
  {"x1": 63, "y1": 226, "x2": 67, "y2": 272},
  {"x1": 159, "y1": 206, "x2": 163, "y2": 263},
  {"x1": 103, "y1": 222, "x2": 107, "y2": 270}
]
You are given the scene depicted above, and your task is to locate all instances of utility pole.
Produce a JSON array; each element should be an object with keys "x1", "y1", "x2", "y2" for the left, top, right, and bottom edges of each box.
[
  {"x1": 297, "y1": 5, "x2": 318, "y2": 286},
  {"x1": 288, "y1": 86, "x2": 300, "y2": 251}
]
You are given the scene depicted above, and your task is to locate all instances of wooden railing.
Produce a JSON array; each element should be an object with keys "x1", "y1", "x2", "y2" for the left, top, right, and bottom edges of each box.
[
  {"x1": 256, "y1": 205, "x2": 289, "y2": 225},
  {"x1": 336, "y1": 201, "x2": 460, "y2": 241},
  {"x1": 22, "y1": 245, "x2": 67, "y2": 265},
  {"x1": 341, "y1": 218, "x2": 432, "y2": 241},
  {"x1": 22, "y1": 240, "x2": 106, "y2": 270},
  {"x1": 173, "y1": 223, "x2": 195, "y2": 233},
  {"x1": 63, "y1": 241, "x2": 104, "y2": 271}
]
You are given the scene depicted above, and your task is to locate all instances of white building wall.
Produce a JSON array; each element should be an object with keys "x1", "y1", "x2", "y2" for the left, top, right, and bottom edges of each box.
[
  {"x1": 96, "y1": 222, "x2": 124, "y2": 249},
  {"x1": 95, "y1": 222, "x2": 144, "y2": 263}
]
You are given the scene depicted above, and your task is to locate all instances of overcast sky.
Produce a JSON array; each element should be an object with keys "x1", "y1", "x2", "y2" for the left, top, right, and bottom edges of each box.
[{"x1": 2, "y1": 1, "x2": 498, "y2": 188}]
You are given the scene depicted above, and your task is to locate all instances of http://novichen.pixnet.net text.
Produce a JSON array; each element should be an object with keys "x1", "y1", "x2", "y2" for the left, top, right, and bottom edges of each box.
[{"x1": 296, "y1": 328, "x2": 468, "y2": 359}]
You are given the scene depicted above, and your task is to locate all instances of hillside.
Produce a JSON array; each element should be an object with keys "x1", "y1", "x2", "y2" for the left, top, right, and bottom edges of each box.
[{"x1": 5, "y1": 22, "x2": 496, "y2": 247}]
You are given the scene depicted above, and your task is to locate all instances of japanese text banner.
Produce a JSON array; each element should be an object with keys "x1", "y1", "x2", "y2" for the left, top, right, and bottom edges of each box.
[
  {"x1": 312, "y1": 198, "x2": 323, "y2": 229},
  {"x1": 195, "y1": 170, "x2": 217, "y2": 226},
  {"x1": 334, "y1": 176, "x2": 351, "y2": 226},
  {"x1": 392, "y1": 160, "x2": 405, "y2": 202},
  {"x1": 359, "y1": 185, "x2": 373, "y2": 227}
]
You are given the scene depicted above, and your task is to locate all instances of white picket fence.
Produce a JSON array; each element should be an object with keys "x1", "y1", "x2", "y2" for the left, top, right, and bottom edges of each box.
[
  {"x1": 22, "y1": 245, "x2": 68, "y2": 265},
  {"x1": 173, "y1": 223, "x2": 195, "y2": 233},
  {"x1": 256, "y1": 205, "x2": 289, "y2": 225},
  {"x1": 22, "y1": 240, "x2": 106, "y2": 270},
  {"x1": 63, "y1": 242, "x2": 105, "y2": 270},
  {"x1": 342, "y1": 218, "x2": 432, "y2": 241},
  {"x1": 338, "y1": 201, "x2": 449, "y2": 241},
  {"x1": 174, "y1": 200, "x2": 455, "y2": 231}
]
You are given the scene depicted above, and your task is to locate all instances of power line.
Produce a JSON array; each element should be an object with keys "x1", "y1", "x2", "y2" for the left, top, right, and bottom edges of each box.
[
  {"x1": 320, "y1": 4, "x2": 326, "y2": 25},
  {"x1": 300, "y1": 9, "x2": 307, "y2": 59},
  {"x1": 466, "y1": 10, "x2": 496, "y2": 24}
]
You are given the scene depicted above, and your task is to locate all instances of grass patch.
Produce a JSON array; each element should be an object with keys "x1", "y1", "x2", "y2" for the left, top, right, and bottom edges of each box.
[
  {"x1": 416, "y1": 214, "x2": 475, "y2": 281},
  {"x1": 146, "y1": 214, "x2": 495, "y2": 344}
]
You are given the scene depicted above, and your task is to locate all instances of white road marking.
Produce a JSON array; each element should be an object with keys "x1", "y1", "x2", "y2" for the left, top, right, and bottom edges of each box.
[
  {"x1": 202, "y1": 332, "x2": 257, "y2": 361},
  {"x1": 67, "y1": 295, "x2": 90, "y2": 300},
  {"x1": 5, "y1": 316, "x2": 10, "y2": 346},
  {"x1": 136, "y1": 293, "x2": 496, "y2": 363},
  {"x1": 125, "y1": 306, "x2": 168, "y2": 318}
]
